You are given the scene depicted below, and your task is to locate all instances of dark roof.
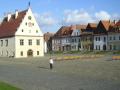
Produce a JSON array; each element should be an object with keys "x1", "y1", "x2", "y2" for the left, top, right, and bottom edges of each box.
[{"x1": 0, "y1": 9, "x2": 27, "y2": 38}]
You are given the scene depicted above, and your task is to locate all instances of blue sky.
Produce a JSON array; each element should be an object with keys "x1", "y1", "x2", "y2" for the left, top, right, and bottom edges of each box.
[{"x1": 0, "y1": 0, "x2": 119, "y2": 33}]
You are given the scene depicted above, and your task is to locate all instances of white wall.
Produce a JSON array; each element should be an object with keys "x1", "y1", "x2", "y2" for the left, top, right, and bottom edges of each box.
[
  {"x1": 94, "y1": 35, "x2": 107, "y2": 50},
  {"x1": 44, "y1": 41, "x2": 47, "y2": 53},
  {"x1": 15, "y1": 36, "x2": 44, "y2": 58},
  {"x1": 14, "y1": 8, "x2": 44, "y2": 58},
  {"x1": 15, "y1": 8, "x2": 43, "y2": 36},
  {"x1": 0, "y1": 37, "x2": 15, "y2": 57}
]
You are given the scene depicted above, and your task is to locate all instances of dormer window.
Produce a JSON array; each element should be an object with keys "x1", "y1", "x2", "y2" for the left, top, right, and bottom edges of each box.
[{"x1": 28, "y1": 16, "x2": 32, "y2": 20}]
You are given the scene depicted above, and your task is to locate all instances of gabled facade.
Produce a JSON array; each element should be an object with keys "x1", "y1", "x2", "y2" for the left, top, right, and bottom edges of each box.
[
  {"x1": 81, "y1": 23, "x2": 97, "y2": 51},
  {"x1": 108, "y1": 20, "x2": 120, "y2": 51},
  {"x1": 0, "y1": 7, "x2": 44, "y2": 58},
  {"x1": 94, "y1": 20, "x2": 114, "y2": 51},
  {"x1": 52, "y1": 26, "x2": 72, "y2": 51},
  {"x1": 71, "y1": 25, "x2": 86, "y2": 51}
]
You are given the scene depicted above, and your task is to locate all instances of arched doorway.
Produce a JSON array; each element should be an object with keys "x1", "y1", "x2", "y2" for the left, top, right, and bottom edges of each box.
[
  {"x1": 27, "y1": 49, "x2": 33, "y2": 57},
  {"x1": 103, "y1": 45, "x2": 106, "y2": 51}
]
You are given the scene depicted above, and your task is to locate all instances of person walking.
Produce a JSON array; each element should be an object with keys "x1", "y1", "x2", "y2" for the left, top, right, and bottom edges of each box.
[{"x1": 49, "y1": 58, "x2": 54, "y2": 70}]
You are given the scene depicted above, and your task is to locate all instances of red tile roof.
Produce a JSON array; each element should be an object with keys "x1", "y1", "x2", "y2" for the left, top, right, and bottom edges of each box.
[
  {"x1": 115, "y1": 20, "x2": 120, "y2": 26},
  {"x1": 0, "y1": 9, "x2": 27, "y2": 38},
  {"x1": 54, "y1": 25, "x2": 86, "y2": 37},
  {"x1": 54, "y1": 26, "x2": 72, "y2": 37},
  {"x1": 76, "y1": 25, "x2": 87, "y2": 30},
  {"x1": 100, "y1": 20, "x2": 115, "y2": 31}
]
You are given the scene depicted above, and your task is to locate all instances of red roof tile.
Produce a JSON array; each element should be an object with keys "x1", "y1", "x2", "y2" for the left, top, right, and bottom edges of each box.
[
  {"x1": 54, "y1": 26, "x2": 72, "y2": 37},
  {"x1": 0, "y1": 10, "x2": 27, "y2": 38}
]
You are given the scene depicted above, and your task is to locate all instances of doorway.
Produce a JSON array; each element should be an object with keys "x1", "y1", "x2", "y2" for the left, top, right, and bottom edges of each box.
[{"x1": 27, "y1": 49, "x2": 33, "y2": 57}]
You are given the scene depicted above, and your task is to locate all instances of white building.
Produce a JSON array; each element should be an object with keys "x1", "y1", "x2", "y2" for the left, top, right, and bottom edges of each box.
[
  {"x1": 108, "y1": 21, "x2": 120, "y2": 50},
  {"x1": 0, "y1": 7, "x2": 44, "y2": 58},
  {"x1": 94, "y1": 21, "x2": 112, "y2": 51}
]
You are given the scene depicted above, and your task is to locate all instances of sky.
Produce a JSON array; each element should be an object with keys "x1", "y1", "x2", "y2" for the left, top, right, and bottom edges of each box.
[{"x1": 0, "y1": 0, "x2": 120, "y2": 33}]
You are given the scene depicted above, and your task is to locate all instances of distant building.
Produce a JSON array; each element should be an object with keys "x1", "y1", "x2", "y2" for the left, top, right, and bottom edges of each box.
[
  {"x1": 94, "y1": 20, "x2": 114, "y2": 51},
  {"x1": 108, "y1": 20, "x2": 120, "y2": 51},
  {"x1": 0, "y1": 7, "x2": 44, "y2": 58},
  {"x1": 52, "y1": 26, "x2": 72, "y2": 51},
  {"x1": 44, "y1": 32, "x2": 54, "y2": 53},
  {"x1": 71, "y1": 25, "x2": 86, "y2": 51},
  {"x1": 52, "y1": 25, "x2": 86, "y2": 52},
  {"x1": 81, "y1": 23, "x2": 97, "y2": 51}
]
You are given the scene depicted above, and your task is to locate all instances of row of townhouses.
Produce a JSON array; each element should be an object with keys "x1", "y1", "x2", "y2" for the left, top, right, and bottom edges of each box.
[
  {"x1": 0, "y1": 7, "x2": 44, "y2": 58},
  {"x1": 51, "y1": 20, "x2": 120, "y2": 52}
]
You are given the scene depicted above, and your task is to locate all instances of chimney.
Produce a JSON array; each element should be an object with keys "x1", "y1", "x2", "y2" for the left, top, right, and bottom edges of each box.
[
  {"x1": 7, "y1": 13, "x2": 11, "y2": 21},
  {"x1": 15, "y1": 10, "x2": 18, "y2": 19}
]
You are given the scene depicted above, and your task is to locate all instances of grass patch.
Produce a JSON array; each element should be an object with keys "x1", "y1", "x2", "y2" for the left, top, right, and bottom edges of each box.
[
  {"x1": 113, "y1": 51, "x2": 120, "y2": 54},
  {"x1": 0, "y1": 82, "x2": 21, "y2": 90}
]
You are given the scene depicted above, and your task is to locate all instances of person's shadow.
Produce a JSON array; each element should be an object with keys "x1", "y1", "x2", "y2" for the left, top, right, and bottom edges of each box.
[{"x1": 37, "y1": 66, "x2": 50, "y2": 70}]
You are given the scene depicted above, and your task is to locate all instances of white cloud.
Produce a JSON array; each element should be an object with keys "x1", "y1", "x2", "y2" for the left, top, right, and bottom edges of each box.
[
  {"x1": 34, "y1": 12, "x2": 57, "y2": 27},
  {"x1": 112, "y1": 13, "x2": 120, "y2": 20},
  {"x1": 62, "y1": 9, "x2": 95, "y2": 25},
  {"x1": 61, "y1": 9, "x2": 119, "y2": 26},
  {"x1": 95, "y1": 11, "x2": 111, "y2": 20}
]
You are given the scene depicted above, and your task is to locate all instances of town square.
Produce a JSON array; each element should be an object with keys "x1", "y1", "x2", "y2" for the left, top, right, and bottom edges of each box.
[{"x1": 0, "y1": 0, "x2": 120, "y2": 90}]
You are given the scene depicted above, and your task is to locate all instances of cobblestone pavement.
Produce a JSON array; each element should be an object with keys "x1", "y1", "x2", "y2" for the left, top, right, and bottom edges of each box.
[{"x1": 0, "y1": 56, "x2": 120, "y2": 90}]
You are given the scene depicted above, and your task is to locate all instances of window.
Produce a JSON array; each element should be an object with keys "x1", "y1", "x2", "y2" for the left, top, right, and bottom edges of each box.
[
  {"x1": 104, "y1": 37, "x2": 106, "y2": 42},
  {"x1": 36, "y1": 39, "x2": 40, "y2": 45},
  {"x1": 20, "y1": 39, "x2": 24, "y2": 45},
  {"x1": 28, "y1": 39, "x2": 32, "y2": 45},
  {"x1": 37, "y1": 51, "x2": 39, "y2": 55},
  {"x1": 36, "y1": 30, "x2": 38, "y2": 33},
  {"x1": 20, "y1": 51, "x2": 23, "y2": 56},
  {"x1": 22, "y1": 29, "x2": 24, "y2": 32},
  {"x1": 1, "y1": 40, "x2": 3, "y2": 46},
  {"x1": 113, "y1": 36, "x2": 116, "y2": 40},
  {"x1": 6, "y1": 39, "x2": 8, "y2": 46},
  {"x1": 75, "y1": 39, "x2": 76, "y2": 42},
  {"x1": 109, "y1": 36, "x2": 112, "y2": 40},
  {"x1": 25, "y1": 22, "x2": 27, "y2": 26},
  {"x1": 72, "y1": 39, "x2": 74, "y2": 42},
  {"x1": 98, "y1": 37, "x2": 100, "y2": 41},
  {"x1": 32, "y1": 23, "x2": 34, "y2": 26},
  {"x1": 119, "y1": 36, "x2": 120, "y2": 40},
  {"x1": 96, "y1": 37, "x2": 97, "y2": 41},
  {"x1": 28, "y1": 16, "x2": 32, "y2": 20}
]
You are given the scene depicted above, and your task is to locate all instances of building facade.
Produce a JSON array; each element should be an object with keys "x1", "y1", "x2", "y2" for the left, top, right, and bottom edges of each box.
[
  {"x1": 44, "y1": 32, "x2": 54, "y2": 53},
  {"x1": 81, "y1": 23, "x2": 97, "y2": 51},
  {"x1": 0, "y1": 7, "x2": 44, "y2": 58},
  {"x1": 108, "y1": 21, "x2": 120, "y2": 51}
]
